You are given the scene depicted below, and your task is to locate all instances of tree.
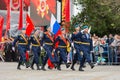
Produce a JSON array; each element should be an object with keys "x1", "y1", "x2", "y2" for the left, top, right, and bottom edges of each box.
[{"x1": 71, "y1": 0, "x2": 120, "y2": 36}]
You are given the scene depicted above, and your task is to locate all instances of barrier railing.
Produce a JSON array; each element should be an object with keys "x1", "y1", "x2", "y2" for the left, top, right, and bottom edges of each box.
[{"x1": 90, "y1": 43, "x2": 120, "y2": 65}]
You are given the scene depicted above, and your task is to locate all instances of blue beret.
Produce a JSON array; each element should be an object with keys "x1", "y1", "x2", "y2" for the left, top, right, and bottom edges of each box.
[
  {"x1": 46, "y1": 25, "x2": 50, "y2": 29},
  {"x1": 74, "y1": 24, "x2": 79, "y2": 28},
  {"x1": 83, "y1": 25, "x2": 88, "y2": 29}
]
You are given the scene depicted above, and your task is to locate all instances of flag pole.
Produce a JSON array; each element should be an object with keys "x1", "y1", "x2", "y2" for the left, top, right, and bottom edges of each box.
[
  {"x1": 18, "y1": 0, "x2": 23, "y2": 30},
  {"x1": 5, "y1": 0, "x2": 11, "y2": 38},
  {"x1": 9, "y1": 0, "x2": 12, "y2": 37}
]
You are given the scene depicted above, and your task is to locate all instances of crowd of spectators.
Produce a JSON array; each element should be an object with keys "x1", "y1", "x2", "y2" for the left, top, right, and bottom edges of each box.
[{"x1": 92, "y1": 34, "x2": 120, "y2": 65}]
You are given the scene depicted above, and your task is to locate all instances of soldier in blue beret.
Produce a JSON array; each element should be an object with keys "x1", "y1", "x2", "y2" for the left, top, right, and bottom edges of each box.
[
  {"x1": 70, "y1": 24, "x2": 84, "y2": 71},
  {"x1": 76, "y1": 25, "x2": 94, "y2": 71},
  {"x1": 54, "y1": 28, "x2": 70, "y2": 70},
  {"x1": 12, "y1": 27, "x2": 30, "y2": 70},
  {"x1": 29, "y1": 29, "x2": 41, "y2": 70},
  {"x1": 41, "y1": 25, "x2": 57, "y2": 71}
]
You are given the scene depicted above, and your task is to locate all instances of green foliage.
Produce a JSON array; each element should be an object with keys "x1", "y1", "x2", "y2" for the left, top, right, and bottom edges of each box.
[{"x1": 71, "y1": 0, "x2": 120, "y2": 36}]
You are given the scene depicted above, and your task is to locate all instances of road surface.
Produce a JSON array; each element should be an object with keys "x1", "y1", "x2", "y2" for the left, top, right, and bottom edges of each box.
[{"x1": 0, "y1": 62, "x2": 120, "y2": 80}]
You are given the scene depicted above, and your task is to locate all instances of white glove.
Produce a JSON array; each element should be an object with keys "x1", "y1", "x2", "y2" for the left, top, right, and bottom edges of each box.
[
  {"x1": 41, "y1": 46, "x2": 43, "y2": 50},
  {"x1": 69, "y1": 34, "x2": 72, "y2": 38},
  {"x1": 73, "y1": 49, "x2": 76, "y2": 54},
  {"x1": 12, "y1": 47, "x2": 15, "y2": 51},
  {"x1": 53, "y1": 49, "x2": 55, "y2": 52},
  {"x1": 71, "y1": 43, "x2": 74, "y2": 48}
]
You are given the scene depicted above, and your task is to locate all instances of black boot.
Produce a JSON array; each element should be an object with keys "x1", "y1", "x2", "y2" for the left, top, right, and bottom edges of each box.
[
  {"x1": 41, "y1": 65, "x2": 46, "y2": 71},
  {"x1": 71, "y1": 65, "x2": 75, "y2": 71},
  {"x1": 79, "y1": 66, "x2": 84, "y2": 71},
  {"x1": 83, "y1": 63, "x2": 86, "y2": 68},
  {"x1": 31, "y1": 62, "x2": 34, "y2": 70},
  {"x1": 66, "y1": 63, "x2": 70, "y2": 68},
  {"x1": 89, "y1": 63, "x2": 94, "y2": 69},
  {"x1": 57, "y1": 65, "x2": 61, "y2": 71},
  {"x1": 57, "y1": 63, "x2": 61, "y2": 71},
  {"x1": 17, "y1": 62, "x2": 21, "y2": 70},
  {"x1": 25, "y1": 61, "x2": 30, "y2": 68},
  {"x1": 53, "y1": 63, "x2": 57, "y2": 69},
  {"x1": 71, "y1": 61, "x2": 76, "y2": 71},
  {"x1": 36, "y1": 64, "x2": 40, "y2": 70}
]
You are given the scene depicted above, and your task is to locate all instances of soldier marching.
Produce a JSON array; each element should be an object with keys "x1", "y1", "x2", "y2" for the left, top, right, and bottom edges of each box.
[
  {"x1": 12, "y1": 28, "x2": 30, "y2": 70},
  {"x1": 12, "y1": 25, "x2": 95, "y2": 71}
]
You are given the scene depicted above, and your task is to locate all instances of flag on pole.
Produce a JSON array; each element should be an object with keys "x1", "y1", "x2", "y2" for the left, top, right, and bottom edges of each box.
[
  {"x1": 88, "y1": 26, "x2": 91, "y2": 33},
  {"x1": 47, "y1": 14, "x2": 61, "y2": 69},
  {"x1": 50, "y1": 14, "x2": 61, "y2": 38},
  {"x1": 18, "y1": 0, "x2": 23, "y2": 30},
  {"x1": 26, "y1": 51, "x2": 29, "y2": 61},
  {"x1": 4, "y1": 0, "x2": 8, "y2": 5},
  {"x1": 65, "y1": 0, "x2": 70, "y2": 22},
  {"x1": 5, "y1": 0, "x2": 10, "y2": 34},
  {"x1": 0, "y1": 16, "x2": 4, "y2": 42},
  {"x1": 50, "y1": 14, "x2": 61, "y2": 48},
  {"x1": 25, "y1": 14, "x2": 35, "y2": 37}
]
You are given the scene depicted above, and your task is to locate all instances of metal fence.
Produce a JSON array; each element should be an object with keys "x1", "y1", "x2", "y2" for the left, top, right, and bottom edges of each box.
[{"x1": 90, "y1": 43, "x2": 120, "y2": 65}]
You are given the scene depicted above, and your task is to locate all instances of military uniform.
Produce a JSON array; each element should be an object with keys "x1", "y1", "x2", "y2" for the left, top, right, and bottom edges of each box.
[
  {"x1": 71, "y1": 31, "x2": 83, "y2": 70},
  {"x1": 13, "y1": 34, "x2": 29, "y2": 70},
  {"x1": 54, "y1": 29, "x2": 70, "y2": 70},
  {"x1": 70, "y1": 24, "x2": 85, "y2": 71},
  {"x1": 41, "y1": 31, "x2": 57, "y2": 70},
  {"x1": 76, "y1": 26, "x2": 94, "y2": 71},
  {"x1": 29, "y1": 35, "x2": 41, "y2": 70}
]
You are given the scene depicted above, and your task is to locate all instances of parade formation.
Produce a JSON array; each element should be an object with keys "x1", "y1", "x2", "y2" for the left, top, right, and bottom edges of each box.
[
  {"x1": 0, "y1": 0, "x2": 120, "y2": 75},
  {"x1": 11, "y1": 24, "x2": 95, "y2": 71}
]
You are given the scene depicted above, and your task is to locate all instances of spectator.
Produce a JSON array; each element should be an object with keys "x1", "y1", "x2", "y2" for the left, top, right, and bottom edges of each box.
[
  {"x1": 106, "y1": 34, "x2": 114, "y2": 64},
  {"x1": 111, "y1": 34, "x2": 120, "y2": 64}
]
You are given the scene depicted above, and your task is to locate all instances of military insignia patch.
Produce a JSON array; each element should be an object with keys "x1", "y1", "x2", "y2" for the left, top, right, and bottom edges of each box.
[
  {"x1": 82, "y1": 35, "x2": 86, "y2": 38},
  {"x1": 37, "y1": 0, "x2": 49, "y2": 18}
]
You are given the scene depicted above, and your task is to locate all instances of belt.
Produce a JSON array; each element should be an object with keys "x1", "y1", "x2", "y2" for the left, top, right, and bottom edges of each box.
[
  {"x1": 74, "y1": 41, "x2": 90, "y2": 45},
  {"x1": 32, "y1": 44, "x2": 40, "y2": 46},
  {"x1": 18, "y1": 43, "x2": 27, "y2": 45},
  {"x1": 81, "y1": 42, "x2": 90, "y2": 45},
  {"x1": 44, "y1": 42, "x2": 53, "y2": 45},
  {"x1": 58, "y1": 46, "x2": 67, "y2": 48},
  {"x1": 74, "y1": 41, "x2": 82, "y2": 44}
]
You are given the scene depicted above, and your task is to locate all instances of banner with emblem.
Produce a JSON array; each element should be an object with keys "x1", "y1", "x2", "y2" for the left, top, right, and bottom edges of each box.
[{"x1": 30, "y1": 0, "x2": 57, "y2": 26}]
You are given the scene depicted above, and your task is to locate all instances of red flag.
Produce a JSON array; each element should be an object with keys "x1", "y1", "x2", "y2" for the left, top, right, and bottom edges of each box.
[
  {"x1": 54, "y1": 29, "x2": 61, "y2": 48},
  {"x1": 25, "y1": 14, "x2": 35, "y2": 37},
  {"x1": 24, "y1": 0, "x2": 30, "y2": 6},
  {"x1": 0, "y1": 16, "x2": 4, "y2": 42},
  {"x1": 4, "y1": 0, "x2": 9, "y2": 5},
  {"x1": 26, "y1": 51, "x2": 29, "y2": 61},
  {"x1": 18, "y1": 0, "x2": 23, "y2": 30},
  {"x1": 5, "y1": 0, "x2": 10, "y2": 33},
  {"x1": 65, "y1": 0, "x2": 70, "y2": 22},
  {"x1": 47, "y1": 54, "x2": 54, "y2": 69}
]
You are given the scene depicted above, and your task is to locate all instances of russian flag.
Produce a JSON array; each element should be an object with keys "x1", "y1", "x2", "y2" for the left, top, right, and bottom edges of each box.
[
  {"x1": 50, "y1": 14, "x2": 61, "y2": 39},
  {"x1": 47, "y1": 14, "x2": 61, "y2": 69}
]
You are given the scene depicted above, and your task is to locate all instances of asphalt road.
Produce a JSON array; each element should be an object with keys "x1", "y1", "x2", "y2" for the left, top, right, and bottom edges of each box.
[{"x1": 0, "y1": 62, "x2": 120, "y2": 80}]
